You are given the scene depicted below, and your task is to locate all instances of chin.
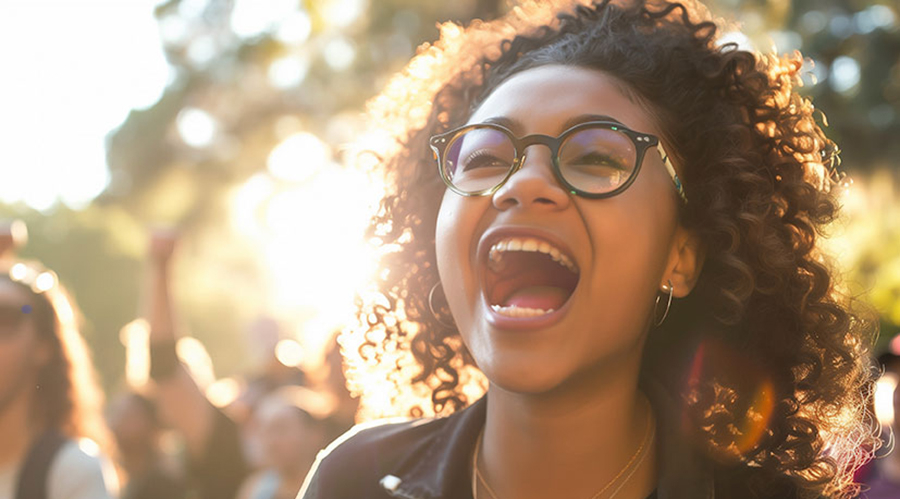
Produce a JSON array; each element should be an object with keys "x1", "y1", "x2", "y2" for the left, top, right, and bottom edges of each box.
[{"x1": 478, "y1": 354, "x2": 576, "y2": 396}]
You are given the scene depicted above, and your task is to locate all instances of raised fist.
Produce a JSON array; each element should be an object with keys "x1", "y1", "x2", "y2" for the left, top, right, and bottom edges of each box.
[
  {"x1": 0, "y1": 220, "x2": 28, "y2": 258},
  {"x1": 149, "y1": 228, "x2": 179, "y2": 263}
]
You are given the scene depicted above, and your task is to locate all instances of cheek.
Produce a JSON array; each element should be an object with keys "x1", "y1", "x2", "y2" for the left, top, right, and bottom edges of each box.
[
  {"x1": 435, "y1": 194, "x2": 486, "y2": 333},
  {"x1": 581, "y1": 196, "x2": 676, "y2": 323},
  {"x1": 0, "y1": 336, "x2": 39, "y2": 386}
]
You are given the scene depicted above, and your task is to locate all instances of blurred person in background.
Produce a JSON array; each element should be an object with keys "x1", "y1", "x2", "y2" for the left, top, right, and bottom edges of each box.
[
  {"x1": 237, "y1": 386, "x2": 331, "y2": 499},
  {"x1": 0, "y1": 227, "x2": 118, "y2": 499},
  {"x1": 230, "y1": 316, "x2": 307, "y2": 431},
  {"x1": 857, "y1": 351, "x2": 900, "y2": 498},
  {"x1": 107, "y1": 391, "x2": 186, "y2": 499},
  {"x1": 144, "y1": 230, "x2": 249, "y2": 499}
]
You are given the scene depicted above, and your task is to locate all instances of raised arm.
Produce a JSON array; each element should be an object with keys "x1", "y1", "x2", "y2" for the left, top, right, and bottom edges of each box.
[{"x1": 144, "y1": 230, "x2": 214, "y2": 459}]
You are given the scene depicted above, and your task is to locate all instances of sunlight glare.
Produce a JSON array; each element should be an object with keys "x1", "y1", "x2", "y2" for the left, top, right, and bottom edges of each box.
[
  {"x1": 875, "y1": 373, "x2": 898, "y2": 427},
  {"x1": 261, "y1": 167, "x2": 382, "y2": 333},
  {"x1": 232, "y1": 173, "x2": 275, "y2": 238},
  {"x1": 267, "y1": 132, "x2": 331, "y2": 182},
  {"x1": 0, "y1": 0, "x2": 170, "y2": 210}
]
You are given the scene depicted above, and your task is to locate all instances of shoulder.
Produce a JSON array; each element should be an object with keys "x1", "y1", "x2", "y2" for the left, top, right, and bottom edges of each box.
[
  {"x1": 47, "y1": 440, "x2": 115, "y2": 499},
  {"x1": 298, "y1": 415, "x2": 453, "y2": 499},
  {"x1": 713, "y1": 464, "x2": 824, "y2": 499},
  {"x1": 238, "y1": 469, "x2": 279, "y2": 499}
]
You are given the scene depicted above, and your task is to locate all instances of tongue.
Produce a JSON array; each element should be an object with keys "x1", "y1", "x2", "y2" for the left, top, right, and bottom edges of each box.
[{"x1": 503, "y1": 285, "x2": 570, "y2": 311}]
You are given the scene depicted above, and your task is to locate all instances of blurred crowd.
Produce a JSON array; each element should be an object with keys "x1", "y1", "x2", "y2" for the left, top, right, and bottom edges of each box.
[
  {"x1": 3, "y1": 218, "x2": 900, "y2": 499},
  {"x1": 0, "y1": 222, "x2": 357, "y2": 499}
]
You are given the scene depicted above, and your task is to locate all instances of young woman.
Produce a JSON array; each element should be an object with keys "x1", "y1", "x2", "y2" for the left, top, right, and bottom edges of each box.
[
  {"x1": 0, "y1": 260, "x2": 117, "y2": 499},
  {"x1": 300, "y1": 1, "x2": 878, "y2": 498}
]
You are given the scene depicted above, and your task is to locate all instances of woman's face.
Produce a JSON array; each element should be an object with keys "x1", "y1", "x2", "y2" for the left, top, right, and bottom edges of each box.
[
  {"x1": 257, "y1": 402, "x2": 321, "y2": 472},
  {"x1": 0, "y1": 280, "x2": 46, "y2": 412},
  {"x1": 436, "y1": 65, "x2": 697, "y2": 394}
]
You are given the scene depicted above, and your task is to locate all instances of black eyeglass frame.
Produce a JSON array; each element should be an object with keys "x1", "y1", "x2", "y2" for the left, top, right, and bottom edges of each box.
[{"x1": 429, "y1": 121, "x2": 686, "y2": 202}]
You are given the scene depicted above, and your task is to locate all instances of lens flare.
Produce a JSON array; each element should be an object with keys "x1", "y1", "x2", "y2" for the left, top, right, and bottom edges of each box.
[{"x1": 685, "y1": 339, "x2": 776, "y2": 459}]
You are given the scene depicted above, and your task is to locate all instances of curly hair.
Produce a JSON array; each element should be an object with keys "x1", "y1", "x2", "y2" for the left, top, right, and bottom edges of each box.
[{"x1": 342, "y1": 1, "x2": 879, "y2": 497}]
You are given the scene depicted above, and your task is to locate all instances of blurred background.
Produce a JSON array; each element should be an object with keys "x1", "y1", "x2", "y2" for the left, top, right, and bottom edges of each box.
[{"x1": 0, "y1": 0, "x2": 898, "y2": 417}]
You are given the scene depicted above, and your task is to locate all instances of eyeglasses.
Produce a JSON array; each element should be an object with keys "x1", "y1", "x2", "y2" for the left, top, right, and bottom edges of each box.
[{"x1": 429, "y1": 121, "x2": 686, "y2": 202}]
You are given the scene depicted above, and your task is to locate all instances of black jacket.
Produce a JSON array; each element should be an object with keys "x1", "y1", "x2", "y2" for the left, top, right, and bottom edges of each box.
[{"x1": 299, "y1": 379, "x2": 810, "y2": 499}]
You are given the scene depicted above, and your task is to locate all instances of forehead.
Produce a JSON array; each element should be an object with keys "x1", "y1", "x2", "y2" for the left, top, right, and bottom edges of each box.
[{"x1": 469, "y1": 65, "x2": 660, "y2": 136}]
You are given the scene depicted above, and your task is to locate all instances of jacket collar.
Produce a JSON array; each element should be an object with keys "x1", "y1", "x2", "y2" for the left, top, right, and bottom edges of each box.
[{"x1": 383, "y1": 378, "x2": 715, "y2": 499}]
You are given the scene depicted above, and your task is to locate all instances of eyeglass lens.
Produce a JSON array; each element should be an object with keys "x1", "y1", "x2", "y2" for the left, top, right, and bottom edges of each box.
[{"x1": 442, "y1": 126, "x2": 638, "y2": 194}]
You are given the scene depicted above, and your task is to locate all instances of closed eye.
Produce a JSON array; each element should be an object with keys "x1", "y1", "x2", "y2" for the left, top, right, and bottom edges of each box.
[
  {"x1": 564, "y1": 152, "x2": 628, "y2": 170},
  {"x1": 462, "y1": 150, "x2": 513, "y2": 171}
]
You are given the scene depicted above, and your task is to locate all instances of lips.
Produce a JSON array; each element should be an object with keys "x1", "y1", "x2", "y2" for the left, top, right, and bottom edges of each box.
[{"x1": 479, "y1": 229, "x2": 580, "y2": 320}]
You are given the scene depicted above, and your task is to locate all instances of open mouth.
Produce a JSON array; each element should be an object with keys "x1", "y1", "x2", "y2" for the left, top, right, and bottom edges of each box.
[{"x1": 484, "y1": 236, "x2": 580, "y2": 318}]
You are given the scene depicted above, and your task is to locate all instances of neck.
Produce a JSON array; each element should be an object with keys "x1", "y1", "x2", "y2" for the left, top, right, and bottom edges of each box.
[
  {"x1": 0, "y1": 388, "x2": 38, "y2": 468},
  {"x1": 479, "y1": 359, "x2": 657, "y2": 499}
]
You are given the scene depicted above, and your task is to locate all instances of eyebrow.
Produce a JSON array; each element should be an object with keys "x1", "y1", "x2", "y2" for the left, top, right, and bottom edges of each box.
[{"x1": 481, "y1": 114, "x2": 627, "y2": 135}]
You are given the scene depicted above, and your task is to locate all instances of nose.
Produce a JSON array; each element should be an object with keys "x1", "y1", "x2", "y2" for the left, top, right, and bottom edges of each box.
[{"x1": 492, "y1": 146, "x2": 571, "y2": 211}]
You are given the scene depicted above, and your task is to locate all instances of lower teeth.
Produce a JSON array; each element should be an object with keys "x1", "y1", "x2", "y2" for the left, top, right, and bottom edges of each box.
[{"x1": 490, "y1": 304, "x2": 554, "y2": 318}]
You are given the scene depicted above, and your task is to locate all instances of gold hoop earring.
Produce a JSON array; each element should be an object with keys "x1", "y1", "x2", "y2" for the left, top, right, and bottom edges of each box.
[
  {"x1": 428, "y1": 281, "x2": 456, "y2": 329},
  {"x1": 654, "y1": 280, "x2": 674, "y2": 327}
]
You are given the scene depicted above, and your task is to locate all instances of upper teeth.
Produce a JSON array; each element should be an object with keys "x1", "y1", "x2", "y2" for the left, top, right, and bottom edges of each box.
[{"x1": 488, "y1": 237, "x2": 578, "y2": 273}]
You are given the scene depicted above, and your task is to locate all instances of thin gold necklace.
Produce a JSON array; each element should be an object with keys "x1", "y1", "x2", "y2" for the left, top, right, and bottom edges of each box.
[{"x1": 471, "y1": 400, "x2": 655, "y2": 499}]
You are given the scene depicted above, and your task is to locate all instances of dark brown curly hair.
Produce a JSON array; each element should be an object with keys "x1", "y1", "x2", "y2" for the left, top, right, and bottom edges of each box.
[{"x1": 342, "y1": 1, "x2": 879, "y2": 497}]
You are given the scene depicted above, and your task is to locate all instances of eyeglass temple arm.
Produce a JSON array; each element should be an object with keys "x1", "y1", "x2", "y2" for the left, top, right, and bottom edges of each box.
[{"x1": 656, "y1": 143, "x2": 687, "y2": 204}]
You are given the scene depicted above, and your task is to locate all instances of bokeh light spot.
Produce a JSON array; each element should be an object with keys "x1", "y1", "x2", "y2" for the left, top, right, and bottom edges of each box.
[
  {"x1": 176, "y1": 108, "x2": 219, "y2": 148},
  {"x1": 799, "y1": 11, "x2": 827, "y2": 34},
  {"x1": 206, "y1": 377, "x2": 242, "y2": 408},
  {"x1": 275, "y1": 11, "x2": 312, "y2": 45},
  {"x1": 829, "y1": 15, "x2": 854, "y2": 39},
  {"x1": 34, "y1": 272, "x2": 56, "y2": 292},
  {"x1": 830, "y1": 56, "x2": 861, "y2": 95},
  {"x1": 275, "y1": 338, "x2": 304, "y2": 367},
  {"x1": 230, "y1": 0, "x2": 298, "y2": 39},
  {"x1": 268, "y1": 55, "x2": 311, "y2": 89},
  {"x1": 9, "y1": 264, "x2": 27, "y2": 282},
  {"x1": 323, "y1": 0, "x2": 367, "y2": 28},
  {"x1": 323, "y1": 37, "x2": 356, "y2": 71}
]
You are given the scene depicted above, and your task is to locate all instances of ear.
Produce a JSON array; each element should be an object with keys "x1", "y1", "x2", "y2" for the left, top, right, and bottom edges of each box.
[{"x1": 663, "y1": 225, "x2": 705, "y2": 298}]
